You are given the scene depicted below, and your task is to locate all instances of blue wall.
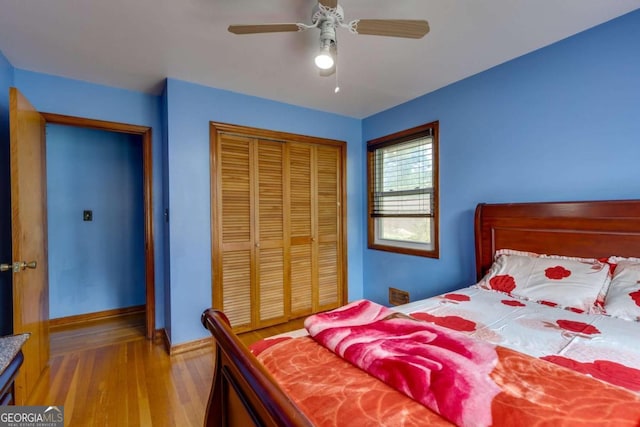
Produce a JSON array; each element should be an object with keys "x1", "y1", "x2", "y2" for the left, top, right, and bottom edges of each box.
[
  {"x1": 165, "y1": 79, "x2": 364, "y2": 344},
  {"x1": 362, "y1": 10, "x2": 640, "y2": 304},
  {"x1": 0, "y1": 51, "x2": 14, "y2": 335},
  {"x1": 4, "y1": 8, "x2": 638, "y2": 345},
  {"x1": 46, "y1": 125, "x2": 145, "y2": 318},
  {"x1": 13, "y1": 70, "x2": 166, "y2": 327}
]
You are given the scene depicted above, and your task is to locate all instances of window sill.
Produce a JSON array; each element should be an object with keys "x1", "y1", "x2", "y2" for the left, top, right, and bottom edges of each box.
[{"x1": 368, "y1": 242, "x2": 439, "y2": 258}]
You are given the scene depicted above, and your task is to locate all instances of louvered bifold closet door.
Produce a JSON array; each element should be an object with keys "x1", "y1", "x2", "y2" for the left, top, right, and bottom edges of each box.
[
  {"x1": 213, "y1": 134, "x2": 287, "y2": 331},
  {"x1": 212, "y1": 122, "x2": 345, "y2": 332},
  {"x1": 316, "y1": 145, "x2": 342, "y2": 311},
  {"x1": 215, "y1": 134, "x2": 254, "y2": 331},
  {"x1": 255, "y1": 140, "x2": 287, "y2": 327},
  {"x1": 289, "y1": 143, "x2": 343, "y2": 315},
  {"x1": 289, "y1": 143, "x2": 314, "y2": 317}
]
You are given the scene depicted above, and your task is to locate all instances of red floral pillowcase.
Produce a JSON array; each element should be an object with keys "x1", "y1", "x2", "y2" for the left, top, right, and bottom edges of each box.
[
  {"x1": 492, "y1": 249, "x2": 612, "y2": 310},
  {"x1": 603, "y1": 257, "x2": 640, "y2": 321},
  {"x1": 477, "y1": 253, "x2": 611, "y2": 313}
]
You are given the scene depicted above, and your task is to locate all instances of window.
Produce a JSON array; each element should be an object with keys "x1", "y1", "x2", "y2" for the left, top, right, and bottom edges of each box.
[{"x1": 367, "y1": 121, "x2": 439, "y2": 258}]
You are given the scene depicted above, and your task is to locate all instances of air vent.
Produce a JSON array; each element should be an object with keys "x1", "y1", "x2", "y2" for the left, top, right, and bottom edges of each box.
[{"x1": 388, "y1": 287, "x2": 410, "y2": 306}]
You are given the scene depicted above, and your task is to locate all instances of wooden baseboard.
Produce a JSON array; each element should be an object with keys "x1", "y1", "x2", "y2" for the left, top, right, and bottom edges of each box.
[
  {"x1": 153, "y1": 328, "x2": 164, "y2": 343},
  {"x1": 169, "y1": 336, "x2": 213, "y2": 356},
  {"x1": 50, "y1": 305, "x2": 145, "y2": 329},
  {"x1": 154, "y1": 328, "x2": 212, "y2": 355},
  {"x1": 155, "y1": 328, "x2": 171, "y2": 354}
]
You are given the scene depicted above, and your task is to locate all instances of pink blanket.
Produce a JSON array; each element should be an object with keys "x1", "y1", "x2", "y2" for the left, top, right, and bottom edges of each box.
[{"x1": 304, "y1": 300, "x2": 501, "y2": 427}]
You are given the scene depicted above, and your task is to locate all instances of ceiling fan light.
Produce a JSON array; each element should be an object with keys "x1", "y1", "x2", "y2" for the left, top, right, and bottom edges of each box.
[{"x1": 314, "y1": 49, "x2": 334, "y2": 70}]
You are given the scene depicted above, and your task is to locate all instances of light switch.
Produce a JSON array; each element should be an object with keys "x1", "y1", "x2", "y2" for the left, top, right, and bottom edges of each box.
[{"x1": 83, "y1": 210, "x2": 93, "y2": 221}]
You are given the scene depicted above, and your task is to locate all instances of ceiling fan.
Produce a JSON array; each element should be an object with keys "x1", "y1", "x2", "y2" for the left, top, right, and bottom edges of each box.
[{"x1": 228, "y1": 0, "x2": 429, "y2": 77}]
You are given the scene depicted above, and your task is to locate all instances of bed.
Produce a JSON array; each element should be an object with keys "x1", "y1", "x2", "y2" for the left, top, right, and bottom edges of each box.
[{"x1": 201, "y1": 199, "x2": 640, "y2": 426}]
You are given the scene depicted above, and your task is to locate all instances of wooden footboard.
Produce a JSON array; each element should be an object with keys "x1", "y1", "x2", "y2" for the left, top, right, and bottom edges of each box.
[{"x1": 201, "y1": 309, "x2": 313, "y2": 427}]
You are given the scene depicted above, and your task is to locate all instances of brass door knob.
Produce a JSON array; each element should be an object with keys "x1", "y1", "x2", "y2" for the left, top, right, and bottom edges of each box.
[
  {"x1": 20, "y1": 261, "x2": 37, "y2": 270},
  {"x1": 0, "y1": 261, "x2": 37, "y2": 272}
]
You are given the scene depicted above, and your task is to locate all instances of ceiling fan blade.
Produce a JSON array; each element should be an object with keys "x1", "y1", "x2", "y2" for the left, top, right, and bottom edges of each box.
[
  {"x1": 228, "y1": 24, "x2": 302, "y2": 35},
  {"x1": 353, "y1": 19, "x2": 430, "y2": 39},
  {"x1": 318, "y1": 0, "x2": 338, "y2": 8}
]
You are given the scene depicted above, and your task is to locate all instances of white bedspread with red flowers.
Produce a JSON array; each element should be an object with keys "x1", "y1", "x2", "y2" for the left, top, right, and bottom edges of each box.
[{"x1": 398, "y1": 286, "x2": 640, "y2": 393}]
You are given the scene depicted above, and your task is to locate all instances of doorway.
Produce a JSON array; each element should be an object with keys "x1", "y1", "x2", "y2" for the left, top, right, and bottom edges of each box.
[
  {"x1": 46, "y1": 124, "x2": 145, "y2": 332},
  {"x1": 42, "y1": 113, "x2": 155, "y2": 339}
]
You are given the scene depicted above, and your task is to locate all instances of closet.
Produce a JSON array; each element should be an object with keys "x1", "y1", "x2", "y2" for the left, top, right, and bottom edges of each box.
[{"x1": 210, "y1": 122, "x2": 346, "y2": 332}]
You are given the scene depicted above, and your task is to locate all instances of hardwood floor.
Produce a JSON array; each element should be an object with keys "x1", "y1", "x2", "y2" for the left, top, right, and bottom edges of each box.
[
  {"x1": 28, "y1": 313, "x2": 305, "y2": 426},
  {"x1": 49, "y1": 312, "x2": 146, "y2": 356},
  {"x1": 30, "y1": 314, "x2": 213, "y2": 426}
]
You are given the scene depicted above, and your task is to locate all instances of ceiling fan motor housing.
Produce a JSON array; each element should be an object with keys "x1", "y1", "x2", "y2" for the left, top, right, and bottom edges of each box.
[
  {"x1": 312, "y1": 4, "x2": 344, "y2": 27},
  {"x1": 313, "y1": 4, "x2": 343, "y2": 47}
]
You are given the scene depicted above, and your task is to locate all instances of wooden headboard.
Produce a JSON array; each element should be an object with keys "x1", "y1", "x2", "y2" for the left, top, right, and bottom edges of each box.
[
  {"x1": 203, "y1": 199, "x2": 640, "y2": 427},
  {"x1": 475, "y1": 199, "x2": 640, "y2": 280}
]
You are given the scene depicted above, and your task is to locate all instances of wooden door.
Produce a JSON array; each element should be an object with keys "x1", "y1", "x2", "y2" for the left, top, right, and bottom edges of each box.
[
  {"x1": 9, "y1": 87, "x2": 49, "y2": 404},
  {"x1": 288, "y1": 143, "x2": 314, "y2": 317},
  {"x1": 211, "y1": 122, "x2": 346, "y2": 332},
  {"x1": 289, "y1": 143, "x2": 343, "y2": 315},
  {"x1": 214, "y1": 133, "x2": 254, "y2": 331},
  {"x1": 316, "y1": 144, "x2": 342, "y2": 312},
  {"x1": 254, "y1": 140, "x2": 287, "y2": 327},
  {"x1": 213, "y1": 134, "x2": 287, "y2": 330}
]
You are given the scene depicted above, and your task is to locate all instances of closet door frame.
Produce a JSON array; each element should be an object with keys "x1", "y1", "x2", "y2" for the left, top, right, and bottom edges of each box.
[{"x1": 210, "y1": 122, "x2": 348, "y2": 328}]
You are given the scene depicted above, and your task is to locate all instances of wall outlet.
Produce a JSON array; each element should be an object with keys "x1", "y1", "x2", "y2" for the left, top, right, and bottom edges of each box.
[{"x1": 389, "y1": 287, "x2": 410, "y2": 306}]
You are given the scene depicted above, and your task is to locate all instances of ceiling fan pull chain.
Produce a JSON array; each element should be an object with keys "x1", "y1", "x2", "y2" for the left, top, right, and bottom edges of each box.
[{"x1": 334, "y1": 60, "x2": 340, "y2": 93}]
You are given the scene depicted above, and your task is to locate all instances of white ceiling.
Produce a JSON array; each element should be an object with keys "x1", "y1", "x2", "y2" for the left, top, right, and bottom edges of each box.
[{"x1": 1, "y1": 1, "x2": 638, "y2": 118}]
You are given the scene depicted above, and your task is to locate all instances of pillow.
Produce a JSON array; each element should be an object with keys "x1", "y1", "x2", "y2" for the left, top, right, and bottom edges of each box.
[
  {"x1": 491, "y1": 249, "x2": 612, "y2": 312},
  {"x1": 478, "y1": 253, "x2": 610, "y2": 313},
  {"x1": 603, "y1": 257, "x2": 640, "y2": 321}
]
